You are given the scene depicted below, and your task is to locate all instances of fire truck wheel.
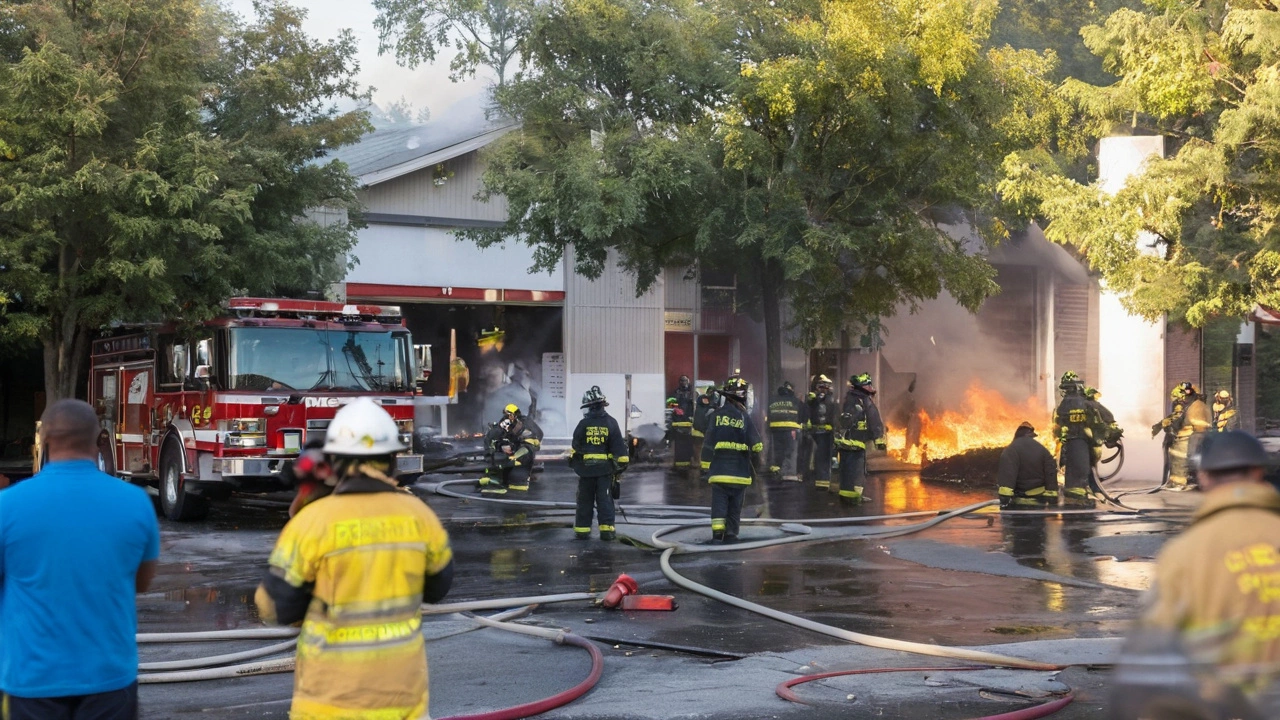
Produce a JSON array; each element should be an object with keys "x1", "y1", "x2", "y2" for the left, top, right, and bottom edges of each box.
[{"x1": 160, "y1": 441, "x2": 209, "y2": 522}]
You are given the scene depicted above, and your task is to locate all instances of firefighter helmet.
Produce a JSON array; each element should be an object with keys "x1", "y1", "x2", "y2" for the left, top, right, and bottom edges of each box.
[
  {"x1": 1059, "y1": 370, "x2": 1080, "y2": 387},
  {"x1": 1084, "y1": 387, "x2": 1100, "y2": 400},
  {"x1": 816, "y1": 374, "x2": 833, "y2": 389},
  {"x1": 1178, "y1": 381, "x2": 1198, "y2": 398},
  {"x1": 581, "y1": 385, "x2": 607, "y2": 408},
  {"x1": 1216, "y1": 389, "x2": 1232, "y2": 402},
  {"x1": 504, "y1": 403, "x2": 520, "y2": 417},
  {"x1": 850, "y1": 373, "x2": 873, "y2": 388},
  {"x1": 779, "y1": 381, "x2": 795, "y2": 394},
  {"x1": 722, "y1": 376, "x2": 749, "y2": 401},
  {"x1": 1170, "y1": 385, "x2": 1186, "y2": 401},
  {"x1": 1199, "y1": 431, "x2": 1268, "y2": 472},
  {"x1": 323, "y1": 397, "x2": 407, "y2": 457},
  {"x1": 666, "y1": 397, "x2": 678, "y2": 408}
]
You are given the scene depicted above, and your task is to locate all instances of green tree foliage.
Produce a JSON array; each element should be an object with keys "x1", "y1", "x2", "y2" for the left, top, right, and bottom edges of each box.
[
  {"x1": 0, "y1": 0, "x2": 370, "y2": 401},
  {"x1": 1000, "y1": 0, "x2": 1280, "y2": 327},
  {"x1": 373, "y1": 0, "x2": 531, "y2": 86},
  {"x1": 990, "y1": 0, "x2": 1144, "y2": 85},
  {"x1": 470, "y1": 0, "x2": 1069, "y2": 384}
]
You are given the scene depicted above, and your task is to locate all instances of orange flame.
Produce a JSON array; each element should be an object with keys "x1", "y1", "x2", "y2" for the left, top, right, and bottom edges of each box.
[{"x1": 886, "y1": 380, "x2": 1051, "y2": 464}]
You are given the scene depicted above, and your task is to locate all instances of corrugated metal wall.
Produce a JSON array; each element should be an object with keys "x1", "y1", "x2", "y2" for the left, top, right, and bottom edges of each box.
[
  {"x1": 1054, "y1": 282, "x2": 1091, "y2": 384},
  {"x1": 565, "y1": 247, "x2": 664, "y2": 374},
  {"x1": 663, "y1": 266, "x2": 698, "y2": 311},
  {"x1": 359, "y1": 152, "x2": 508, "y2": 222}
]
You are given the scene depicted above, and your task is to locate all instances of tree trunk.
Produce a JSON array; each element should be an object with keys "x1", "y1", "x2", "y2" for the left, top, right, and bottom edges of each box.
[
  {"x1": 759, "y1": 258, "x2": 785, "y2": 394},
  {"x1": 42, "y1": 311, "x2": 90, "y2": 404}
]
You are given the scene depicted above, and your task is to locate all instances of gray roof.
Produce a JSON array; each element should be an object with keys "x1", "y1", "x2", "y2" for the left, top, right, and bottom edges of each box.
[{"x1": 325, "y1": 113, "x2": 517, "y2": 186}]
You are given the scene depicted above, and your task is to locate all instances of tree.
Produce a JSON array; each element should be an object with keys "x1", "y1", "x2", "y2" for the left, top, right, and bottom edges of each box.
[
  {"x1": 373, "y1": 0, "x2": 531, "y2": 87},
  {"x1": 0, "y1": 0, "x2": 370, "y2": 401},
  {"x1": 999, "y1": 0, "x2": 1280, "y2": 327},
  {"x1": 469, "y1": 0, "x2": 1070, "y2": 387}
]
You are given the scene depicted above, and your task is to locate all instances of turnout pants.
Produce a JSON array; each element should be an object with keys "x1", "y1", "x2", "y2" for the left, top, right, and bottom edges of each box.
[
  {"x1": 574, "y1": 475, "x2": 615, "y2": 536},
  {"x1": 837, "y1": 449, "x2": 866, "y2": 501},
  {"x1": 672, "y1": 431, "x2": 694, "y2": 468},
  {"x1": 769, "y1": 428, "x2": 798, "y2": 479},
  {"x1": 1168, "y1": 433, "x2": 1204, "y2": 487},
  {"x1": 710, "y1": 483, "x2": 747, "y2": 539},
  {"x1": 1061, "y1": 438, "x2": 1092, "y2": 500},
  {"x1": 808, "y1": 433, "x2": 834, "y2": 488},
  {"x1": 4, "y1": 683, "x2": 138, "y2": 720}
]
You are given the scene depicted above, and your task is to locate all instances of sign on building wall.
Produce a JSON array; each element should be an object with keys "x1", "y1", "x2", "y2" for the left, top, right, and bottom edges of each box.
[
  {"x1": 543, "y1": 352, "x2": 566, "y2": 400},
  {"x1": 664, "y1": 311, "x2": 693, "y2": 332}
]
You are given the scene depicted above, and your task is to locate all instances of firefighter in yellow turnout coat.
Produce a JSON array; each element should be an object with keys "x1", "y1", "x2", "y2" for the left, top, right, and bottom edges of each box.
[
  {"x1": 701, "y1": 377, "x2": 763, "y2": 543},
  {"x1": 256, "y1": 398, "x2": 454, "y2": 720}
]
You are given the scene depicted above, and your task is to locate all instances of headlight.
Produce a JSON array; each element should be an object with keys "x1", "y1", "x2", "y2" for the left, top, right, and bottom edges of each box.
[
  {"x1": 230, "y1": 418, "x2": 264, "y2": 433},
  {"x1": 226, "y1": 417, "x2": 267, "y2": 448}
]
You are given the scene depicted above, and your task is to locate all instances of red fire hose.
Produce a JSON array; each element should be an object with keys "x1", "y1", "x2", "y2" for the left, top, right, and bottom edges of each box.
[
  {"x1": 776, "y1": 666, "x2": 1074, "y2": 720},
  {"x1": 437, "y1": 633, "x2": 604, "y2": 720}
]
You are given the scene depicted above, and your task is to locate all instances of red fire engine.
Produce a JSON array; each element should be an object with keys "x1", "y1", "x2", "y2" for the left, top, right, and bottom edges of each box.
[{"x1": 89, "y1": 298, "x2": 423, "y2": 520}]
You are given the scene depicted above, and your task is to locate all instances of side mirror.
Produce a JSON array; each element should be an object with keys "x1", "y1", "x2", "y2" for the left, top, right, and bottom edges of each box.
[
  {"x1": 194, "y1": 365, "x2": 211, "y2": 379},
  {"x1": 171, "y1": 344, "x2": 189, "y2": 380}
]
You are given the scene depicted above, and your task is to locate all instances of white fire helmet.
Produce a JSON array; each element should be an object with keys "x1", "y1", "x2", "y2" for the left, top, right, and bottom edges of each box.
[{"x1": 323, "y1": 397, "x2": 408, "y2": 457}]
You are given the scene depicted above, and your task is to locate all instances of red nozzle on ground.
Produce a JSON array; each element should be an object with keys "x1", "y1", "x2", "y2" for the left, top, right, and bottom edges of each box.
[
  {"x1": 620, "y1": 595, "x2": 676, "y2": 611},
  {"x1": 601, "y1": 574, "x2": 639, "y2": 608}
]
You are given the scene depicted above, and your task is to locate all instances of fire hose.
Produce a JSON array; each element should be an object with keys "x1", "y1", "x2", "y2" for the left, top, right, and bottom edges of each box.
[
  {"x1": 1095, "y1": 440, "x2": 1125, "y2": 482},
  {"x1": 775, "y1": 667, "x2": 1074, "y2": 719},
  {"x1": 142, "y1": 487, "x2": 1126, "y2": 717}
]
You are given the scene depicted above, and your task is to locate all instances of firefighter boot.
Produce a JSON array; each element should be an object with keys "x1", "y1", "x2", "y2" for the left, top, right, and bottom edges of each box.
[
  {"x1": 1063, "y1": 487, "x2": 1095, "y2": 509},
  {"x1": 599, "y1": 525, "x2": 616, "y2": 542}
]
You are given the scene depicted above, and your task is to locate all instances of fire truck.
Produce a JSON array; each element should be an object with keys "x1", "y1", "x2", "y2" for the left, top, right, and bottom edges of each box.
[{"x1": 89, "y1": 298, "x2": 423, "y2": 521}]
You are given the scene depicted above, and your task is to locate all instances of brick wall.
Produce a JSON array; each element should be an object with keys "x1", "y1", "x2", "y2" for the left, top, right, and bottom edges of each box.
[{"x1": 1164, "y1": 322, "x2": 1202, "y2": 392}]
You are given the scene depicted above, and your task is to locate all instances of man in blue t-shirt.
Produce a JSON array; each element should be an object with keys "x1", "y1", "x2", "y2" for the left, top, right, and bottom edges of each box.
[{"x1": 0, "y1": 399, "x2": 160, "y2": 719}]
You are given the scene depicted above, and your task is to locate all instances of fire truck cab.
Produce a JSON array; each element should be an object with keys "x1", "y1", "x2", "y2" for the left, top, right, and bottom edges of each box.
[{"x1": 90, "y1": 298, "x2": 423, "y2": 520}]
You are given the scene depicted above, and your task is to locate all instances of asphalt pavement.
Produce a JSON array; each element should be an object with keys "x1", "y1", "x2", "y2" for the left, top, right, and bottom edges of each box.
[{"x1": 136, "y1": 461, "x2": 1198, "y2": 719}]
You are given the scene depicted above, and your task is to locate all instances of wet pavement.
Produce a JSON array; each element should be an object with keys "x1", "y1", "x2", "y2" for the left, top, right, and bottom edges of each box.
[{"x1": 137, "y1": 461, "x2": 1199, "y2": 718}]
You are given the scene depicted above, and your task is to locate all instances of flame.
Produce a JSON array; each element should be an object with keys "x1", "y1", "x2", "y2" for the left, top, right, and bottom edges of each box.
[{"x1": 886, "y1": 380, "x2": 1051, "y2": 464}]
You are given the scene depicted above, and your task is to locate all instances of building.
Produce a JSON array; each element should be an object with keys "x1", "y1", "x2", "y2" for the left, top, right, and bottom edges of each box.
[{"x1": 328, "y1": 119, "x2": 1257, "y2": 457}]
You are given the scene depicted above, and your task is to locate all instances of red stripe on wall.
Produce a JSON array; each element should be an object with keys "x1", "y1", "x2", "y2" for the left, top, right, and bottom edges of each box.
[{"x1": 345, "y1": 283, "x2": 565, "y2": 304}]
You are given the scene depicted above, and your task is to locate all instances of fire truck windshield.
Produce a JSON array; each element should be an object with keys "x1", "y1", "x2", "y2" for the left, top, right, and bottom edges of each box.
[{"x1": 228, "y1": 327, "x2": 411, "y2": 393}]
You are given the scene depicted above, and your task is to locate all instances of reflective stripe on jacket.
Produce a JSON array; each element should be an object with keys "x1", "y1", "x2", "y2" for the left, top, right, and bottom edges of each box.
[
  {"x1": 569, "y1": 408, "x2": 629, "y2": 478},
  {"x1": 1143, "y1": 483, "x2": 1280, "y2": 694},
  {"x1": 700, "y1": 402, "x2": 762, "y2": 485},
  {"x1": 836, "y1": 389, "x2": 884, "y2": 450},
  {"x1": 768, "y1": 393, "x2": 803, "y2": 429},
  {"x1": 256, "y1": 479, "x2": 453, "y2": 719}
]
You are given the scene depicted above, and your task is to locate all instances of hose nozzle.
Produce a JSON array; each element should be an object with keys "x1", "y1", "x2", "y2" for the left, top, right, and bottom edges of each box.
[{"x1": 602, "y1": 574, "x2": 639, "y2": 608}]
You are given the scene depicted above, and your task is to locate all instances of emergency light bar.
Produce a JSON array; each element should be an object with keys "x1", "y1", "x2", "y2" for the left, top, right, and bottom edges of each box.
[{"x1": 226, "y1": 298, "x2": 402, "y2": 322}]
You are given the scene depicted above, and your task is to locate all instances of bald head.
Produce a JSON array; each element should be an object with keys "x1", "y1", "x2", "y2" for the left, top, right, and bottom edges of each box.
[{"x1": 40, "y1": 399, "x2": 102, "y2": 462}]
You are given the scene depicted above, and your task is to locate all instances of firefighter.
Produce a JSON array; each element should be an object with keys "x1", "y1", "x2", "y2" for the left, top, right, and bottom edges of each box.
[
  {"x1": 804, "y1": 375, "x2": 839, "y2": 489},
  {"x1": 1053, "y1": 371, "x2": 1099, "y2": 508},
  {"x1": 666, "y1": 375, "x2": 697, "y2": 469},
  {"x1": 1213, "y1": 390, "x2": 1241, "y2": 432},
  {"x1": 479, "y1": 412, "x2": 514, "y2": 495},
  {"x1": 1168, "y1": 383, "x2": 1212, "y2": 490},
  {"x1": 1083, "y1": 386, "x2": 1123, "y2": 469},
  {"x1": 1112, "y1": 431, "x2": 1280, "y2": 718},
  {"x1": 1152, "y1": 384, "x2": 1189, "y2": 485},
  {"x1": 256, "y1": 398, "x2": 453, "y2": 720},
  {"x1": 997, "y1": 422, "x2": 1059, "y2": 509},
  {"x1": 701, "y1": 377, "x2": 763, "y2": 543},
  {"x1": 568, "y1": 386, "x2": 629, "y2": 541},
  {"x1": 834, "y1": 373, "x2": 886, "y2": 503},
  {"x1": 692, "y1": 386, "x2": 716, "y2": 461},
  {"x1": 505, "y1": 404, "x2": 543, "y2": 491},
  {"x1": 767, "y1": 381, "x2": 803, "y2": 481}
]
